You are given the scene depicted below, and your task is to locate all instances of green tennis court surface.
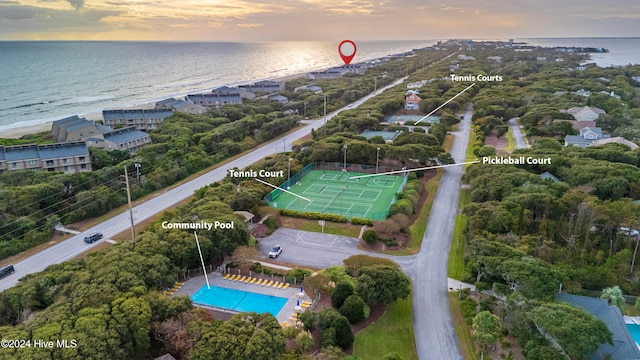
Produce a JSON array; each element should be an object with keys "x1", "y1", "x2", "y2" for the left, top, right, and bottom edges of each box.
[{"x1": 267, "y1": 170, "x2": 404, "y2": 221}]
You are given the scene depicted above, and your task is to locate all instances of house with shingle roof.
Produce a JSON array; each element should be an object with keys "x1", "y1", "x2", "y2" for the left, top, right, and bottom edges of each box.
[
  {"x1": 565, "y1": 106, "x2": 606, "y2": 122},
  {"x1": 404, "y1": 94, "x2": 421, "y2": 111},
  {"x1": 557, "y1": 293, "x2": 640, "y2": 360},
  {"x1": 565, "y1": 127, "x2": 610, "y2": 147}
]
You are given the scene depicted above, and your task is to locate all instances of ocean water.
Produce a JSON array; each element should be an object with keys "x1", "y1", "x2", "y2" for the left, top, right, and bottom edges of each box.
[{"x1": 0, "y1": 40, "x2": 436, "y2": 132}]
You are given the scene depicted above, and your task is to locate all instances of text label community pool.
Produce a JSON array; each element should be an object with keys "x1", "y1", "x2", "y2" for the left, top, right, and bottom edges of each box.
[{"x1": 161, "y1": 221, "x2": 234, "y2": 231}]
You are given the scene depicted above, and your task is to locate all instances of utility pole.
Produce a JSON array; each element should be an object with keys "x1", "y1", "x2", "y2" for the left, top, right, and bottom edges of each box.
[
  {"x1": 288, "y1": 158, "x2": 292, "y2": 184},
  {"x1": 376, "y1": 147, "x2": 380, "y2": 173},
  {"x1": 283, "y1": 138, "x2": 287, "y2": 152},
  {"x1": 124, "y1": 166, "x2": 136, "y2": 244},
  {"x1": 323, "y1": 94, "x2": 327, "y2": 124}
]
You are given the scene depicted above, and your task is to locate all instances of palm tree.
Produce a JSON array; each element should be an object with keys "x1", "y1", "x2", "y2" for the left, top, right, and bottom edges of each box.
[{"x1": 601, "y1": 285, "x2": 625, "y2": 311}]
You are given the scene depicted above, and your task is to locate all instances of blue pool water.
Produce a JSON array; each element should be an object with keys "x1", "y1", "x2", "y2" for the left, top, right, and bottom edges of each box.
[
  {"x1": 627, "y1": 324, "x2": 640, "y2": 346},
  {"x1": 191, "y1": 285, "x2": 288, "y2": 317}
]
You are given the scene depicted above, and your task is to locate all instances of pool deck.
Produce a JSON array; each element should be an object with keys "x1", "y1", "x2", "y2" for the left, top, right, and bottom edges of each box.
[
  {"x1": 625, "y1": 316, "x2": 640, "y2": 325},
  {"x1": 172, "y1": 272, "x2": 313, "y2": 325}
]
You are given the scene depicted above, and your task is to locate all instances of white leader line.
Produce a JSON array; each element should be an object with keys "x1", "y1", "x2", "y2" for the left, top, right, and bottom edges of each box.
[
  {"x1": 254, "y1": 178, "x2": 312, "y2": 202},
  {"x1": 348, "y1": 161, "x2": 481, "y2": 179},
  {"x1": 414, "y1": 83, "x2": 476, "y2": 126}
]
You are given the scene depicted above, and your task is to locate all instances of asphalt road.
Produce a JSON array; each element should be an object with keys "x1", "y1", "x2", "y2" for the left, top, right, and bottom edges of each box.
[
  {"x1": 412, "y1": 104, "x2": 473, "y2": 360},
  {"x1": 0, "y1": 76, "x2": 409, "y2": 292},
  {"x1": 508, "y1": 118, "x2": 528, "y2": 149}
]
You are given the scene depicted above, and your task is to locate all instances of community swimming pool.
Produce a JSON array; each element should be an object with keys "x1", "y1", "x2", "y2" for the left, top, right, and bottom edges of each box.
[
  {"x1": 190, "y1": 285, "x2": 288, "y2": 317},
  {"x1": 627, "y1": 324, "x2": 640, "y2": 346}
]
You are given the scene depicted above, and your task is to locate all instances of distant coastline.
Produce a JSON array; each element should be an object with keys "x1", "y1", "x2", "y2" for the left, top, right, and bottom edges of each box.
[
  {"x1": 0, "y1": 40, "x2": 437, "y2": 135},
  {"x1": 1, "y1": 38, "x2": 637, "y2": 139}
]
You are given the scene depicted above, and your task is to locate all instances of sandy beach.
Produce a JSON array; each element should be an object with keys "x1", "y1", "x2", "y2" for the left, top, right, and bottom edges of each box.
[{"x1": 1, "y1": 72, "x2": 306, "y2": 140}]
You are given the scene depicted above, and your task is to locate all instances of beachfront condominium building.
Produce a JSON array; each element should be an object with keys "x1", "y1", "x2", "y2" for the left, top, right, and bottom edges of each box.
[
  {"x1": 85, "y1": 126, "x2": 152, "y2": 154},
  {"x1": 51, "y1": 115, "x2": 112, "y2": 143},
  {"x1": 238, "y1": 80, "x2": 285, "y2": 93},
  {"x1": 212, "y1": 86, "x2": 255, "y2": 99},
  {"x1": 0, "y1": 142, "x2": 92, "y2": 173},
  {"x1": 155, "y1": 98, "x2": 207, "y2": 114},
  {"x1": 102, "y1": 109, "x2": 174, "y2": 131},
  {"x1": 186, "y1": 93, "x2": 243, "y2": 108}
]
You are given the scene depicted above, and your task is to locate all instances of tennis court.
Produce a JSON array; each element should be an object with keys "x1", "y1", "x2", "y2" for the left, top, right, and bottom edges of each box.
[{"x1": 266, "y1": 170, "x2": 404, "y2": 221}]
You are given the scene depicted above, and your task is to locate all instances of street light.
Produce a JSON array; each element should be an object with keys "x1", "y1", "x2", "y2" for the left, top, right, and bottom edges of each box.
[
  {"x1": 288, "y1": 158, "x2": 292, "y2": 184},
  {"x1": 343, "y1": 144, "x2": 348, "y2": 170},
  {"x1": 376, "y1": 147, "x2": 380, "y2": 174}
]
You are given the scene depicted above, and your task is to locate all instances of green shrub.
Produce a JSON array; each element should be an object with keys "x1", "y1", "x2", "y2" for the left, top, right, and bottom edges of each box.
[
  {"x1": 382, "y1": 238, "x2": 398, "y2": 246},
  {"x1": 285, "y1": 268, "x2": 313, "y2": 283},
  {"x1": 283, "y1": 326, "x2": 299, "y2": 339},
  {"x1": 321, "y1": 327, "x2": 336, "y2": 348},
  {"x1": 298, "y1": 310, "x2": 317, "y2": 332},
  {"x1": 460, "y1": 298, "x2": 478, "y2": 325},
  {"x1": 332, "y1": 282, "x2": 354, "y2": 308},
  {"x1": 351, "y1": 217, "x2": 373, "y2": 226},
  {"x1": 362, "y1": 230, "x2": 379, "y2": 245},
  {"x1": 264, "y1": 217, "x2": 278, "y2": 234},
  {"x1": 340, "y1": 295, "x2": 366, "y2": 323},
  {"x1": 395, "y1": 198, "x2": 414, "y2": 216},
  {"x1": 281, "y1": 209, "x2": 348, "y2": 223}
]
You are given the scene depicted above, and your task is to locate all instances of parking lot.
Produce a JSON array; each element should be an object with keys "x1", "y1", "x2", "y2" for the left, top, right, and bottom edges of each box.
[{"x1": 258, "y1": 228, "x2": 416, "y2": 272}]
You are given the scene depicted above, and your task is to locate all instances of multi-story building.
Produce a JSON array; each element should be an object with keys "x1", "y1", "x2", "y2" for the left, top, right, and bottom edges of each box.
[
  {"x1": 238, "y1": 80, "x2": 285, "y2": 93},
  {"x1": 0, "y1": 142, "x2": 92, "y2": 173},
  {"x1": 102, "y1": 109, "x2": 174, "y2": 131},
  {"x1": 51, "y1": 115, "x2": 111, "y2": 142},
  {"x1": 155, "y1": 98, "x2": 207, "y2": 114},
  {"x1": 186, "y1": 93, "x2": 243, "y2": 108},
  {"x1": 86, "y1": 127, "x2": 152, "y2": 154}
]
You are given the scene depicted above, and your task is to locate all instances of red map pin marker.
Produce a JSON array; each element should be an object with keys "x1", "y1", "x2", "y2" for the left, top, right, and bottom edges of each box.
[{"x1": 338, "y1": 40, "x2": 357, "y2": 65}]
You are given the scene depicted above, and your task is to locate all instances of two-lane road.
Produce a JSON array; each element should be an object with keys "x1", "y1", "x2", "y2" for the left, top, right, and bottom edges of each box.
[
  {"x1": 0, "y1": 76, "x2": 408, "y2": 292},
  {"x1": 412, "y1": 104, "x2": 473, "y2": 360}
]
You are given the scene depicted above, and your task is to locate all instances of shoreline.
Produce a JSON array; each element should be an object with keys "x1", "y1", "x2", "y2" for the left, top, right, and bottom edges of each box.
[{"x1": 1, "y1": 71, "x2": 307, "y2": 140}]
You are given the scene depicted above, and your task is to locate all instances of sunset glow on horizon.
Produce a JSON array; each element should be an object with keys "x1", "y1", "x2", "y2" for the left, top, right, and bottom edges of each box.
[{"x1": 0, "y1": 0, "x2": 638, "y2": 41}]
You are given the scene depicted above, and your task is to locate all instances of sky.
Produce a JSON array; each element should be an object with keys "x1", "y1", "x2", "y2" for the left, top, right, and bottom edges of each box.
[{"x1": 0, "y1": 0, "x2": 639, "y2": 41}]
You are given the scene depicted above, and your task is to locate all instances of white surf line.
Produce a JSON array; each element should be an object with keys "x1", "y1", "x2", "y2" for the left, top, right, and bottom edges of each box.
[
  {"x1": 414, "y1": 82, "x2": 476, "y2": 126},
  {"x1": 348, "y1": 160, "x2": 481, "y2": 179},
  {"x1": 254, "y1": 178, "x2": 312, "y2": 202}
]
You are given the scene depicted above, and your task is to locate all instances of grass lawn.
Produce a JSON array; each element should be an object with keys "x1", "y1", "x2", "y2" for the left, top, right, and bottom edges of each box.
[
  {"x1": 449, "y1": 292, "x2": 479, "y2": 360},
  {"x1": 279, "y1": 217, "x2": 362, "y2": 238},
  {"x1": 448, "y1": 188, "x2": 470, "y2": 279},
  {"x1": 505, "y1": 127, "x2": 516, "y2": 152},
  {"x1": 465, "y1": 127, "x2": 477, "y2": 168},
  {"x1": 353, "y1": 295, "x2": 417, "y2": 360},
  {"x1": 448, "y1": 215, "x2": 467, "y2": 280}
]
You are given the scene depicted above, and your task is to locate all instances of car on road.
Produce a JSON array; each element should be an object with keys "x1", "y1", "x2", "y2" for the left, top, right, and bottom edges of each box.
[
  {"x1": 0, "y1": 265, "x2": 15, "y2": 279},
  {"x1": 84, "y1": 232, "x2": 103, "y2": 243},
  {"x1": 268, "y1": 245, "x2": 282, "y2": 258}
]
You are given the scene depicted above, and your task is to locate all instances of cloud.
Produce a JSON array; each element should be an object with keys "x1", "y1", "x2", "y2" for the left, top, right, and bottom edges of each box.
[
  {"x1": 236, "y1": 23, "x2": 263, "y2": 28},
  {"x1": 66, "y1": 0, "x2": 84, "y2": 10}
]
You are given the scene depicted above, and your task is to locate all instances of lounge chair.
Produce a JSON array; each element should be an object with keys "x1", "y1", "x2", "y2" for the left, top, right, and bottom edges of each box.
[
  {"x1": 282, "y1": 283, "x2": 290, "y2": 290},
  {"x1": 250, "y1": 278, "x2": 257, "y2": 284},
  {"x1": 266, "y1": 280, "x2": 274, "y2": 287},
  {"x1": 256, "y1": 279, "x2": 265, "y2": 285},
  {"x1": 244, "y1": 277, "x2": 252, "y2": 283},
  {"x1": 277, "y1": 283, "x2": 284, "y2": 289},
  {"x1": 223, "y1": 274, "x2": 231, "y2": 280},
  {"x1": 272, "y1": 282, "x2": 280, "y2": 288},
  {"x1": 238, "y1": 276, "x2": 246, "y2": 282}
]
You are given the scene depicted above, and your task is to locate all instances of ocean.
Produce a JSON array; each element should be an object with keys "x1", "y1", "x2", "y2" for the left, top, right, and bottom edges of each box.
[
  {"x1": 0, "y1": 40, "x2": 436, "y2": 133},
  {"x1": 0, "y1": 38, "x2": 638, "y2": 134}
]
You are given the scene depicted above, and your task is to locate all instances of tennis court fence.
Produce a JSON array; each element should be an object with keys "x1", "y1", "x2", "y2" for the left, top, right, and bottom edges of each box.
[{"x1": 264, "y1": 162, "x2": 408, "y2": 203}]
